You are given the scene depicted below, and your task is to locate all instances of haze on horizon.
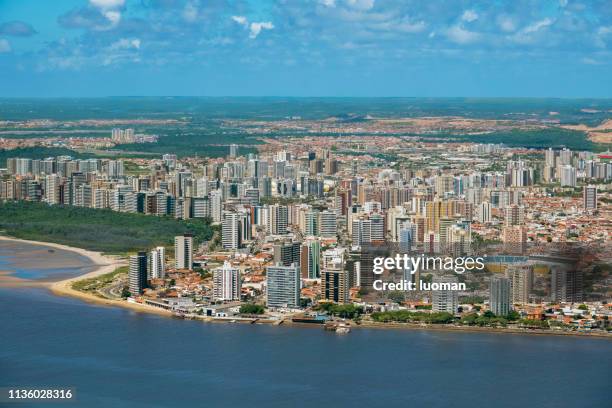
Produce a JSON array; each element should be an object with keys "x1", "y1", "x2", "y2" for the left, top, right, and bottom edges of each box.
[{"x1": 0, "y1": 0, "x2": 611, "y2": 98}]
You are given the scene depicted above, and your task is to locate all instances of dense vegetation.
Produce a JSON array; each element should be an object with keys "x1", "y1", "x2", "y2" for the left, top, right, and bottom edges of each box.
[
  {"x1": 370, "y1": 310, "x2": 455, "y2": 324},
  {"x1": 0, "y1": 201, "x2": 214, "y2": 253},
  {"x1": 316, "y1": 303, "x2": 364, "y2": 319},
  {"x1": 239, "y1": 304, "x2": 265, "y2": 314}
]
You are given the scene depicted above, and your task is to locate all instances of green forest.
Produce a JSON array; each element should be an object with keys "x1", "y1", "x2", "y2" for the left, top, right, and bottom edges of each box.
[{"x1": 0, "y1": 201, "x2": 215, "y2": 254}]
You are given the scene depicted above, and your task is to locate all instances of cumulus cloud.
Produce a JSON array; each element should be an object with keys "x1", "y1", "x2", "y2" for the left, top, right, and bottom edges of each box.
[
  {"x1": 231, "y1": 16, "x2": 248, "y2": 26},
  {"x1": 446, "y1": 25, "x2": 480, "y2": 44},
  {"x1": 0, "y1": 21, "x2": 37, "y2": 37},
  {"x1": 461, "y1": 10, "x2": 478, "y2": 23},
  {"x1": 0, "y1": 39, "x2": 11, "y2": 53},
  {"x1": 232, "y1": 16, "x2": 274, "y2": 39},
  {"x1": 249, "y1": 22, "x2": 274, "y2": 39}
]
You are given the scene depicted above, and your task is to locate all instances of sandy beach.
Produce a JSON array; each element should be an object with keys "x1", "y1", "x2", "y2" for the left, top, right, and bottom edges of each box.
[{"x1": 0, "y1": 236, "x2": 172, "y2": 317}]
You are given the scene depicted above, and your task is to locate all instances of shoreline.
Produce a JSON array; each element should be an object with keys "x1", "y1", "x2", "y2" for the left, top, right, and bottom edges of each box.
[
  {"x1": 1, "y1": 236, "x2": 610, "y2": 339},
  {"x1": 0, "y1": 235, "x2": 173, "y2": 317}
]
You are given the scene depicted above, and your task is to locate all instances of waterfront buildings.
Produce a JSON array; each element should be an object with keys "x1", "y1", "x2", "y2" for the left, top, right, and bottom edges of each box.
[
  {"x1": 490, "y1": 276, "x2": 511, "y2": 316},
  {"x1": 431, "y1": 275, "x2": 459, "y2": 314},
  {"x1": 266, "y1": 263, "x2": 300, "y2": 309},
  {"x1": 150, "y1": 246, "x2": 166, "y2": 279},
  {"x1": 129, "y1": 252, "x2": 148, "y2": 295},
  {"x1": 213, "y1": 261, "x2": 241, "y2": 301}
]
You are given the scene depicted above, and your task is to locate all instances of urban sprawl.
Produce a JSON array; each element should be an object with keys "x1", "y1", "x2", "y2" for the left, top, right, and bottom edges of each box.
[{"x1": 2, "y1": 130, "x2": 611, "y2": 334}]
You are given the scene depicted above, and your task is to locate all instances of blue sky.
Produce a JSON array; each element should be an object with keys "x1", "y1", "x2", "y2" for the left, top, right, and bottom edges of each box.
[{"x1": 0, "y1": 0, "x2": 611, "y2": 97}]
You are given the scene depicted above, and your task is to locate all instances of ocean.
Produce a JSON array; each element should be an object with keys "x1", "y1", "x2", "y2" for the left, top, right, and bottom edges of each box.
[{"x1": 0, "y1": 243, "x2": 610, "y2": 408}]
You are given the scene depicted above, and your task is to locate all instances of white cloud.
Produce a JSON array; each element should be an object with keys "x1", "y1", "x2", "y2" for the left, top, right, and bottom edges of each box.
[
  {"x1": 231, "y1": 16, "x2": 248, "y2": 27},
  {"x1": 103, "y1": 10, "x2": 121, "y2": 26},
  {"x1": 446, "y1": 25, "x2": 480, "y2": 44},
  {"x1": 109, "y1": 38, "x2": 141, "y2": 50},
  {"x1": 89, "y1": 0, "x2": 124, "y2": 28},
  {"x1": 461, "y1": 10, "x2": 478, "y2": 23},
  {"x1": 89, "y1": 0, "x2": 124, "y2": 9},
  {"x1": 511, "y1": 18, "x2": 553, "y2": 43},
  {"x1": 0, "y1": 38, "x2": 10, "y2": 53},
  {"x1": 523, "y1": 18, "x2": 553, "y2": 34},
  {"x1": 249, "y1": 22, "x2": 274, "y2": 39}
]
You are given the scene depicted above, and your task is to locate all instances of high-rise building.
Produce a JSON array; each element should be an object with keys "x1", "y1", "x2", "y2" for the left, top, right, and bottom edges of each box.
[
  {"x1": 477, "y1": 201, "x2": 492, "y2": 223},
  {"x1": 504, "y1": 204, "x2": 524, "y2": 226},
  {"x1": 551, "y1": 268, "x2": 583, "y2": 303},
  {"x1": 431, "y1": 275, "x2": 459, "y2": 313},
  {"x1": 174, "y1": 234, "x2": 193, "y2": 270},
  {"x1": 560, "y1": 165, "x2": 577, "y2": 187},
  {"x1": 268, "y1": 204, "x2": 288, "y2": 235},
  {"x1": 229, "y1": 144, "x2": 239, "y2": 158},
  {"x1": 266, "y1": 263, "x2": 300, "y2": 309},
  {"x1": 319, "y1": 210, "x2": 337, "y2": 239},
  {"x1": 222, "y1": 212, "x2": 241, "y2": 250},
  {"x1": 213, "y1": 261, "x2": 241, "y2": 301},
  {"x1": 129, "y1": 252, "x2": 148, "y2": 295},
  {"x1": 273, "y1": 241, "x2": 301, "y2": 266},
  {"x1": 300, "y1": 240, "x2": 321, "y2": 279},
  {"x1": 490, "y1": 276, "x2": 510, "y2": 316},
  {"x1": 150, "y1": 246, "x2": 166, "y2": 279},
  {"x1": 506, "y1": 265, "x2": 533, "y2": 304},
  {"x1": 322, "y1": 260, "x2": 349, "y2": 304},
  {"x1": 583, "y1": 185, "x2": 598, "y2": 210}
]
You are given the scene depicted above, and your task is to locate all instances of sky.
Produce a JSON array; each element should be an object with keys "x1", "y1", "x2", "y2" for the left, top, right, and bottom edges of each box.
[{"x1": 0, "y1": 0, "x2": 611, "y2": 97}]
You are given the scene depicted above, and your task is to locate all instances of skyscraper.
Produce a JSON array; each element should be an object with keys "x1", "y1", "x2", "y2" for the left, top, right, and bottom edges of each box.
[
  {"x1": 174, "y1": 234, "x2": 193, "y2": 270},
  {"x1": 431, "y1": 275, "x2": 459, "y2": 313},
  {"x1": 560, "y1": 165, "x2": 577, "y2": 187},
  {"x1": 506, "y1": 265, "x2": 533, "y2": 304},
  {"x1": 583, "y1": 185, "x2": 597, "y2": 210},
  {"x1": 129, "y1": 252, "x2": 148, "y2": 295},
  {"x1": 490, "y1": 276, "x2": 510, "y2": 316},
  {"x1": 150, "y1": 246, "x2": 166, "y2": 279},
  {"x1": 213, "y1": 261, "x2": 241, "y2": 301},
  {"x1": 273, "y1": 241, "x2": 301, "y2": 267},
  {"x1": 222, "y1": 212, "x2": 241, "y2": 250},
  {"x1": 266, "y1": 263, "x2": 300, "y2": 309},
  {"x1": 229, "y1": 144, "x2": 238, "y2": 158},
  {"x1": 322, "y1": 257, "x2": 349, "y2": 304}
]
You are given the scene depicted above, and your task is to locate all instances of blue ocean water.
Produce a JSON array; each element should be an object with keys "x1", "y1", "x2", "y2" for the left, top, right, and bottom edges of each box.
[{"x1": 0, "y1": 251, "x2": 610, "y2": 408}]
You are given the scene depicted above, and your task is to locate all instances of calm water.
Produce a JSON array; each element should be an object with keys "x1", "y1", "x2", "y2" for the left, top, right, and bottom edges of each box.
[
  {"x1": 0, "y1": 251, "x2": 610, "y2": 408},
  {"x1": 0, "y1": 241, "x2": 95, "y2": 280}
]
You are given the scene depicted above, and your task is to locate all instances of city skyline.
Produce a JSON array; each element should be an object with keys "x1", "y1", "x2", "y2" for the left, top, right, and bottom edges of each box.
[{"x1": 0, "y1": 0, "x2": 611, "y2": 97}]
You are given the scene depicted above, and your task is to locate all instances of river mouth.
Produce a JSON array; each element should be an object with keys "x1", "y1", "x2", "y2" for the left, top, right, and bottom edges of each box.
[{"x1": 0, "y1": 239, "x2": 98, "y2": 284}]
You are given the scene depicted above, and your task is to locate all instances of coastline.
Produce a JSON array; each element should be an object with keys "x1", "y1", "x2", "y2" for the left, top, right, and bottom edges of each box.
[
  {"x1": 0, "y1": 235, "x2": 172, "y2": 317},
  {"x1": 1, "y1": 235, "x2": 610, "y2": 338}
]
